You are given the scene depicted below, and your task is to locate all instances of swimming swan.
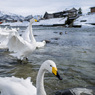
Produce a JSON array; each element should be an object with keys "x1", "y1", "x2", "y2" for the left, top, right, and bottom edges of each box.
[
  {"x1": 22, "y1": 18, "x2": 46, "y2": 48},
  {"x1": 0, "y1": 60, "x2": 62, "y2": 95}
]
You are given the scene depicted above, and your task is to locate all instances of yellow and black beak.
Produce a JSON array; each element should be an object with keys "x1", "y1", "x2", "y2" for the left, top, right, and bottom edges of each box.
[
  {"x1": 34, "y1": 19, "x2": 37, "y2": 22},
  {"x1": 52, "y1": 67, "x2": 62, "y2": 80}
]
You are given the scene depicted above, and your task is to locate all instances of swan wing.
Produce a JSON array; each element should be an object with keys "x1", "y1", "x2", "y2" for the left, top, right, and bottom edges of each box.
[
  {"x1": 7, "y1": 34, "x2": 36, "y2": 59},
  {"x1": 0, "y1": 76, "x2": 36, "y2": 95},
  {"x1": 0, "y1": 32, "x2": 9, "y2": 48},
  {"x1": 8, "y1": 35, "x2": 27, "y2": 52}
]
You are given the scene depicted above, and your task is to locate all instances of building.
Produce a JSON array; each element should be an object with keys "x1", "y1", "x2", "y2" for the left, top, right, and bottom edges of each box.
[
  {"x1": 43, "y1": 8, "x2": 78, "y2": 19},
  {"x1": 90, "y1": 7, "x2": 95, "y2": 13},
  {"x1": 53, "y1": 12, "x2": 64, "y2": 18},
  {"x1": 43, "y1": 11, "x2": 64, "y2": 19},
  {"x1": 66, "y1": 8, "x2": 78, "y2": 17},
  {"x1": 43, "y1": 12, "x2": 53, "y2": 19}
]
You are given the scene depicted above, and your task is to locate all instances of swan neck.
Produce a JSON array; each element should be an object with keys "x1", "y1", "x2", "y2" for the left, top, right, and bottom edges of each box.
[
  {"x1": 29, "y1": 23, "x2": 36, "y2": 43},
  {"x1": 36, "y1": 67, "x2": 46, "y2": 95}
]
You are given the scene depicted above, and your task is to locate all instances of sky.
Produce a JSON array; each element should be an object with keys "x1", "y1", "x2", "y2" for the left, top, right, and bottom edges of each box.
[{"x1": 0, "y1": 0, "x2": 95, "y2": 16}]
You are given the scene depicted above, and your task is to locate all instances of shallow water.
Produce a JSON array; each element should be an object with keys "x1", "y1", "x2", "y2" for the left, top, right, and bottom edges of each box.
[{"x1": 0, "y1": 26, "x2": 95, "y2": 95}]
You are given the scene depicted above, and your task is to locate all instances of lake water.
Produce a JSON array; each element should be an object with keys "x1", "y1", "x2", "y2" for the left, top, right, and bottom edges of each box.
[{"x1": 0, "y1": 26, "x2": 95, "y2": 95}]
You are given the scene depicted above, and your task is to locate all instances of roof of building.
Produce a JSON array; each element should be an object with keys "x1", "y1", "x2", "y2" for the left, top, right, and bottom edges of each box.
[{"x1": 90, "y1": 6, "x2": 95, "y2": 9}]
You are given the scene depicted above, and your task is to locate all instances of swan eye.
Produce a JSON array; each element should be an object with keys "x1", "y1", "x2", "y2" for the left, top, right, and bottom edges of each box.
[{"x1": 50, "y1": 65, "x2": 52, "y2": 67}]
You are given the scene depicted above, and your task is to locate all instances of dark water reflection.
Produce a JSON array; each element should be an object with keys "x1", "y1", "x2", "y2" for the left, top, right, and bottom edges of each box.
[{"x1": 0, "y1": 26, "x2": 95, "y2": 95}]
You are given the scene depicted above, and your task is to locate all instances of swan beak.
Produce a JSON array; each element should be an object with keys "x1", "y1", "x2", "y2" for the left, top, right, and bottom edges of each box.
[
  {"x1": 52, "y1": 67, "x2": 62, "y2": 80},
  {"x1": 35, "y1": 19, "x2": 37, "y2": 22}
]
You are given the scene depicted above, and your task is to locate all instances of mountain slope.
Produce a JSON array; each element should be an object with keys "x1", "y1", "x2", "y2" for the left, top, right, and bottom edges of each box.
[{"x1": 0, "y1": 11, "x2": 24, "y2": 21}]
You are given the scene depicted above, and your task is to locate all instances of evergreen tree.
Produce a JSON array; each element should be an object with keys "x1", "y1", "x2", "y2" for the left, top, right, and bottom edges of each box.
[{"x1": 78, "y1": 8, "x2": 82, "y2": 15}]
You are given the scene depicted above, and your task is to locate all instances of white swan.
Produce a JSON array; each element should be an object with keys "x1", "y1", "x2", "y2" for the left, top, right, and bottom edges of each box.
[
  {"x1": 0, "y1": 60, "x2": 62, "y2": 95},
  {"x1": 22, "y1": 18, "x2": 46, "y2": 48},
  {"x1": 7, "y1": 18, "x2": 46, "y2": 60},
  {"x1": 7, "y1": 19, "x2": 38, "y2": 60},
  {"x1": 7, "y1": 32, "x2": 36, "y2": 60}
]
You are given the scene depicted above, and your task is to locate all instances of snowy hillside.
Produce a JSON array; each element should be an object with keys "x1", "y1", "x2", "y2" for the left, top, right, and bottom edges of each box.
[
  {"x1": 74, "y1": 13, "x2": 95, "y2": 27},
  {"x1": 0, "y1": 11, "x2": 24, "y2": 21}
]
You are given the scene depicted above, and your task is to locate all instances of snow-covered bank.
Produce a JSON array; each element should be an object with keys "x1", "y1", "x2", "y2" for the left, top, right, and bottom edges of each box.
[
  {"x1": 1, "y1": 14, "x2": 95, "y2": 28},
  {"x1": 0, "y1": 21, "x2": 29, "y2": 27},
  {"x1": 0, "y1": 17, "x2": 67, "y2": 27},
  {"x1": 33, "y1": 17, "x2": 67, "y2": 26},
  {"x1": 74, "y1": 13, "x2": 95, "y2": 27}
]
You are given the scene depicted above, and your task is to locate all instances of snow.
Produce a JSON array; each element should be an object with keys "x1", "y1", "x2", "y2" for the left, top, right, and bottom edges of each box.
[
  {"x1": 33, "y1": 17, "x2": 67, "y2": 26},
  {"x1": 0, "y1": 13, "x2": 95, "y2": 27},
  {"x1": 74, "y1": 13, "x2": 95, "y2": 27},
  {"x1": 0, "y1": 17, "x2": 67, "y2": 26},
  {"x1": 1, "y1": 21, "x2": 29, "y2": 26}
]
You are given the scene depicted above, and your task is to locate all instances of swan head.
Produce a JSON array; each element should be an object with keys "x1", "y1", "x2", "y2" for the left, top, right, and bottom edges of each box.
[
  {"x1": 42, "y1": 60, "x2": 62, "y2": 80},
  {"x1": 30, "y1": 18, "x2": 37, "y2": 24}
]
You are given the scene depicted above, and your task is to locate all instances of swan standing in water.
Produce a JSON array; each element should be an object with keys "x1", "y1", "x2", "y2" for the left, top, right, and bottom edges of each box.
[
  {"x1": 0, "y1": 60, "x2": 62, "y2": 95},
  {"x1": 22, "y1": 18, "x2": 46, "y2": 48},
  {"x1": 7, "y1": 19, "x2": 37, "y2": 60},
  {"x1": 7, "y1": 18, "x2": 45, "y2": 60},
  {"x1": 7, "y1": 31, "x2": 36, "y2": 60}
]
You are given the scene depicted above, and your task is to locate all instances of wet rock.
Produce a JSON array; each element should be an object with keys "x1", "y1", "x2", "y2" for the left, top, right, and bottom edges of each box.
[
  {"x1": 17, "y1": 57, "x2": 28, "y2": 64},
  {"x1": 45, "y1": 40, "x2": 51, "y2": 43},
  {"x1": 17, "y1": 59, "x2": 22, "y2": 64},
  {"x1": 19, "y1": 34, "x2": 22, "y2": 36},
  {"x1": 55, "y1": 38, "x2": 59, "y2": 40},
  {"x1": 51, "y1": 38, "x2": 60, "y2": 40},
  {"x1": 21, "y1": 31, "x2": 24, "y2": 32},
  {"x1": 83, "y1": 51, "x2": 86, "y2": 53},
  {"x1": 55, "y1": 90, "x2": 72, "y2": 95},
  {"x1": 65, "y1": 31, "x2": 67, "y2": 34},
  {"x1": 59, "y1": 32, "x2": 63, "y2": 35},
  {"x1": 34, "y1": 35, "x2": 37, "y2": 36},
  {"x1": 54, "y1": 32, "x2": 58, "y2": 33}
]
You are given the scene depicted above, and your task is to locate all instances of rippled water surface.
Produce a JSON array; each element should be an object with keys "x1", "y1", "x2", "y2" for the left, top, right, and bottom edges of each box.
[{"x1": 0, "y1": 26, "x2": 95, "y2": 95}]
